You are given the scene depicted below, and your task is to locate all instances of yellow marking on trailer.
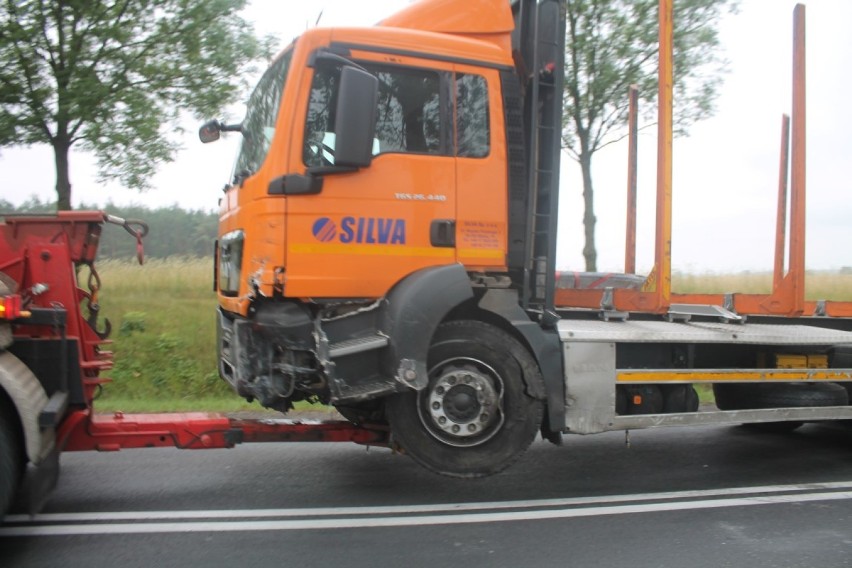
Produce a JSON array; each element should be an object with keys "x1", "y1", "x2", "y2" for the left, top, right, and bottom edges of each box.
[{"x1": 616, "y1": 369, "x2": 852, "y2": 383}]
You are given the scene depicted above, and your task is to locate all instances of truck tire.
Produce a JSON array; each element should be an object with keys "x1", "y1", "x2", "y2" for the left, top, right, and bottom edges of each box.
[
  {"x1": 714, "y1": 382, "x2": 848, "y2": 409},
  {"x1": 661, "y1": 385, "x2": 699, "y2": 413},
  {"x1": 0, "y1": 400, "x2": 24, "y2": 517},
  {"x1": 743, "y1": 421, "x2": 804, "y2": 434},
  {"x1": 714, "y1": 382, "x2": 848, "y2": 433},
  {"x1": 385, "y1": 320, "x2": 544, "y2": 478}
]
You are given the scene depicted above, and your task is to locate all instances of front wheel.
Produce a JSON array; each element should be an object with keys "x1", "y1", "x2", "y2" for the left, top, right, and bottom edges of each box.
[{"x1": 385, "y1": 320, "x2": 545, "y2": 478}]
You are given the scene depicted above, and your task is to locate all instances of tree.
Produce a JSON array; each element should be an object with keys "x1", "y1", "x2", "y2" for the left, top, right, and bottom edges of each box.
[
  {"x1": 562, "y1": 0, "x2": 737, "y2": 271},
  {"x1": 0, "y1": 0, "x2": 272, "y2": 210}
]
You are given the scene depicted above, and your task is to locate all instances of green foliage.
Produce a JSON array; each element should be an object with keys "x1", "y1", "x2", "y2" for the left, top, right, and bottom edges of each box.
[
  {"x1": 0, "y1": 0, "x2": 275, "y2": 209},
  {"x1": 95, "y1": 258, "x2": 230, "y2": 401},
  {"x1": 95, "y1": 396, "x2": 280, "y2": 414},
  {"x1": 98, "y1": 203, "x2": 218, "y2": 259},
  {"x1": 562, "y1": 0, "x2": 736, "y2": 157},
  {"x1": 0, "y1": 196, "x2": 56, "y2": 214},
  {"x1": 93, "y1": 258, "x2": 338, "y2": 413},
  {"x1": 119, "y1": 311, "x2": 146, "y2": 335},
  {"x1": 561, "y1": 0, "x2": 738, "y2": 270}
]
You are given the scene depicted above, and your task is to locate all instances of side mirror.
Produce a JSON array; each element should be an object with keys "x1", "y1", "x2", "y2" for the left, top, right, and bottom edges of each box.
[
  {"x1": 199, "y1": 120, "x2": 222, "y2": 144},
  {"x1": 199, "y1": 120, "x2": 243, "y2": 144},
  {"x1": 333, "y1": 66, "x2": 379, "y2": 168}
]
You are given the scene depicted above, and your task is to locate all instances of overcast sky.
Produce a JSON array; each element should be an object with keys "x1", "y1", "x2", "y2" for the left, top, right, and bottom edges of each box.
[{"x1": 1, "y1": 0, "x2": 850, "y2": 273}]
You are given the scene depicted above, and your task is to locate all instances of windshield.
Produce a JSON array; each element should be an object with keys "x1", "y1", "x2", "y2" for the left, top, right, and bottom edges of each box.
[{"x1": 232, "y1": 49, "x2": 293, "y2": 181}]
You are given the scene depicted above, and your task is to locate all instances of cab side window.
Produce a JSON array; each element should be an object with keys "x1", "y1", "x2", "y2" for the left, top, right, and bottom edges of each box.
[
  {"x1": 455, "y1": 73, "x2": 489, "y2": 158},
  {"x1": 303, "y1": 63, "x2": 490, "y2": 165},
  {"x1": 303, "y1": 64, "x2": 443, "y2": 167},
  {"x1": 303, "y1": 66, "x2": 340, "y2": 167},
  {"x1": 374, "y1": 69, "x2": 442, "y2": 154}
]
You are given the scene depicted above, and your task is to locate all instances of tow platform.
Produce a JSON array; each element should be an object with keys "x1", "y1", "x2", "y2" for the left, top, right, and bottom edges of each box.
[{"x1": 59, "y1": 411, "x2": 389, "y2": 452}]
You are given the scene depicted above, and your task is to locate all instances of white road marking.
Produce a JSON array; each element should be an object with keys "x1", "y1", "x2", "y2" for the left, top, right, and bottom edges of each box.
[
  {"x1": 6, "y1": 481, "x2": 852, "y2": 523},
  {"x1": 4, "y1": 482, "x2": 852, "y2": 537},
  {"x1": 6, "y1": 480, "x2": 852, "y2": 524}
]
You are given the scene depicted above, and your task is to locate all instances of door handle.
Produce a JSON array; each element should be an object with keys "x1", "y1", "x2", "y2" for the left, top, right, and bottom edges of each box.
[{"x1": 430, "y1": 219, "x2": 456, "y2": 247}]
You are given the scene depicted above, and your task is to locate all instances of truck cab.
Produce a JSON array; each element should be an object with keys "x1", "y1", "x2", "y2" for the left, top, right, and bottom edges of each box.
[
  {"x1": 216, "y1": 3, "x2": 523, "y2": 305},
  {"x1": 208, "y1": 0, "x2": 565, "y2": 477},
  {"x1": 205, "y1": 0, "x2": 852, "y2": 480}
]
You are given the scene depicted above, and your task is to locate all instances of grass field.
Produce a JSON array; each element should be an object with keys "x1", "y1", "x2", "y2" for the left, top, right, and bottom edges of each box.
[
  {"x1": 673, "y1": 270, "x2": 852, "y2": 300},
  {"x1": 91, "y1": 259, "x2": 852, "y2": 412},
  {"x1": 94, "y1": 258, "x2": 233, "y2": 411}
]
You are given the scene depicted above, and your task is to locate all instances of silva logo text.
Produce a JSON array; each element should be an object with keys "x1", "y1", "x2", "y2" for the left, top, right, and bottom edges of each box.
[{"x1": 312, "y1": 217, "x2": 406, "y2": 245}]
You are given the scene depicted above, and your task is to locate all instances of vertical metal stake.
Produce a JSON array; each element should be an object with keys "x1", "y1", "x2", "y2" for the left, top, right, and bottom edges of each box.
[{"x1": 625, "y1": 85, "x2": 639, "y2": 274}]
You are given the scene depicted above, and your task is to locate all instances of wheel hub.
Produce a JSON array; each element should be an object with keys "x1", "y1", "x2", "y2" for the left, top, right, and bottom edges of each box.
[{"x1": 420, "y1": 361, "x2": 503, "y2": 446}]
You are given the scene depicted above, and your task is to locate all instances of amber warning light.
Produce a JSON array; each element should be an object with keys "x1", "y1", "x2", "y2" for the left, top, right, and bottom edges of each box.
[{"x1": 0, "y1": 295, "x2": 29, "y2": 320}]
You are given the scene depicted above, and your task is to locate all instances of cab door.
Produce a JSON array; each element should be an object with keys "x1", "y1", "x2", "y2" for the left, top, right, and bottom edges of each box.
[
  {"x1": 453, "y1": 65, "x2": 508, "y2": 272},
  {"x1": 286, "y1": 54, "x2": 457, "y2": 299}
]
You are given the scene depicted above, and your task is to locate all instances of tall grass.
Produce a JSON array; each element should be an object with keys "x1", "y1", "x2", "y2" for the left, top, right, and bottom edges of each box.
[
  {"x1": 673, "y1": 271, "x2": 852, "y2": 300},
  {"x1": 93, "y1": 258, "x2": 232, "y2": 409},
  {"x1": 91, "y1": 259, "x2": 852, "y2": 412}
]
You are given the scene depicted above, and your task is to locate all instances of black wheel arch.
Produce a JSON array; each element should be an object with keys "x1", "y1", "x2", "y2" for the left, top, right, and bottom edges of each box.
[
  {"x1": 379, "y1": 264, "x2": 474, "y2": 391},
  {"x1": 445, "y1": 288, "x2": 565, "y2": 434},
  {"x1": 380, "y1": 268, "x2": 564, "y2": 435}
]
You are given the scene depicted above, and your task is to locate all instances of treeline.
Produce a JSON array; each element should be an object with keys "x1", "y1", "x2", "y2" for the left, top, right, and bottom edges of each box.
[{"x1": 0, "y1": 197, "x2": 217, "y2": 259}]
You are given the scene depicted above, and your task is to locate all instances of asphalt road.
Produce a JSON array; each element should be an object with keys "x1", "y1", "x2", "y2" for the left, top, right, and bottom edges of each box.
[{"x1": 3, "y1": 422, "x2": 852, "y2": 568}]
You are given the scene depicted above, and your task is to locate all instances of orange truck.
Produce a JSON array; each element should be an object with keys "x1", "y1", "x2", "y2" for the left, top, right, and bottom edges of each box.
[{"x1": 197, "y1": 0, "x2": 852, "y2": 478}]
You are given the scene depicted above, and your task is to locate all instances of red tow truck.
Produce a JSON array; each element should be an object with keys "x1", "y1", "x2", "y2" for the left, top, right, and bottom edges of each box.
[{"x1": 0, "y1": 212, "x2": 388, "y2": 518}]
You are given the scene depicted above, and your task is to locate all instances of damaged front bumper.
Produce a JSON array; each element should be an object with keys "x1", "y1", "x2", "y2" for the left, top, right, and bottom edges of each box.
[
  {"x1": 217, "y1": 301, "x2": 408, "y2": 410},
  {"x1": 217, "y1": 264, "x2": 476, "y2": 412}
]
